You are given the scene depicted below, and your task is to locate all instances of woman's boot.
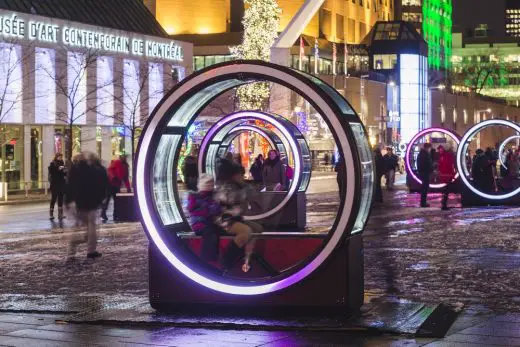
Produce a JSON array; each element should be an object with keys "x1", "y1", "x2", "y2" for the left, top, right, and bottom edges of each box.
[
  {"x1": 58, "y1": 207, "x2": 65, "y2": 220},
  {"x1": 49, "y1": 208, "x2": 54, "y2": 220}
]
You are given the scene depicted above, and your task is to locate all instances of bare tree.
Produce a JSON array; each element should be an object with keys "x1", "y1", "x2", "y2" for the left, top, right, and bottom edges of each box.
[
  {"x1": 99, "y1": 61, "x2": 172, "y2": 164},
  {"x1": 452, "y1": 48, "x2": 511, "y2": 94},
  {"x1": 0, "y1": 40, "x2": 35, "y2": 189},
  {"x1": 49, "y1": 47, "x2": 112, "y2": 164}
]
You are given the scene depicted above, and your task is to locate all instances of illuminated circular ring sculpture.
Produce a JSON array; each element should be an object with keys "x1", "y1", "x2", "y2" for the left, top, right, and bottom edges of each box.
[
  {"x1": 135, "y1": 61, "x2": 372, "y2": 295},
  {"x1": 405, "y1": 127, "x2": 461, "y2": 189},
  {"x1": 223, "y1": 125, "x2": 279, "y2": 155},
  {"x1": 456, "y1": 119, "x2": 520, "y2": 200},
  {"x1": 198, "y1": 111, "x2": 311, "y2": 220},
  {"x1": 498, "y1": 135, "x2": 520, "y2": 169}
]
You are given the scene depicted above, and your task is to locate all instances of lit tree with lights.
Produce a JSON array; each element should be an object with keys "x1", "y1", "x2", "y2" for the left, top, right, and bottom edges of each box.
[{"x1": 230, "y1": 0, "x2": 281, "y2": 110}]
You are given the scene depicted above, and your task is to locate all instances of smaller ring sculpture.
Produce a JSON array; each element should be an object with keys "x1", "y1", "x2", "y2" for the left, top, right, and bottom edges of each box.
[
  {"x1": 405, "y1": 127, "x2": 461, "y2": 189},
  {"x1": 498, "y1": 135, "x2": 520, "y2": 170},
  {"x1": 456, "y1": 119, "x2": 520, "y2": 200}
]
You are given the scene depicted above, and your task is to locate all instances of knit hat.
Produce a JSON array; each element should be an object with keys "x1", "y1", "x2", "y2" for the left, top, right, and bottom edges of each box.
[{"x1": 197, "y1": 174, "x2": 214, "y2": 192}]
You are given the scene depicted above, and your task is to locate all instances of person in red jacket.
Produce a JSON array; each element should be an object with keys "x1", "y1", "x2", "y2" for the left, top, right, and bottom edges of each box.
[
  {"x1": 101, "y1": 154, "x2": 131, "y2": 221},
  {"x1": 438, "y1": 146, "x2": 456, "y2": 210}
]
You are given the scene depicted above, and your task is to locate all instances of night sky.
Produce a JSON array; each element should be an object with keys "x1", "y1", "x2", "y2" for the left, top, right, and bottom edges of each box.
[{"x1": 453, "y1": 0, "x2": 507, "y2": 37}]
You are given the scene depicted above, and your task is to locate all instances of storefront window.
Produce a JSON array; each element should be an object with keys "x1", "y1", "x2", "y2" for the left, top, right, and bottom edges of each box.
[
  {"x1": 55, "y1": 126, "x2": 81, "y2": 162},
  {"x1": 373, "y1": 54, "x2": 397, "y2": 70},
  {"x1": 112, "y1": 127, "x2": 126, "y2": 158},
  {"x1": 0, "y1": 125, "x2": 24, "y2": 191}
]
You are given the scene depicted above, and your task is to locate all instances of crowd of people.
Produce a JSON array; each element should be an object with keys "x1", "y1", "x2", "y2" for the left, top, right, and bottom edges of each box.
[{"x1": 47, "y1": 152, "x2": 132, "y2": 261}]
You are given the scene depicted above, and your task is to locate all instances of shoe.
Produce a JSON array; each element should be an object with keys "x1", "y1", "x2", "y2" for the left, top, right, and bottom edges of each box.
[
  {"x1": 87, "y1": 251, "x2": 102, "y2": 259},
  {"x1": 420, "y1": 203, "x2": 430, "y2": 208},
  {"x1": 58, "y1": 208, "x2": 65, "y2": 220},
  {"x1": 220, "y1": 242, "x2": 244, "y2": 270}
]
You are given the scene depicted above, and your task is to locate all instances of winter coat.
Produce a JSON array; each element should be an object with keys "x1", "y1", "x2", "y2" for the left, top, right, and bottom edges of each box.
[
  {"x1": 383, "y1": 154, "x2": 399, "y2": 172},
  {"x1": 374, "y1": 152, "x2": 385, "y2": 177},
  {"x1": 187, "y1": 190, "x2": 222, "y2": 261},
  {"x1": 182, "y1": 156, "x2": 199, "y2": 191},
  {"x1": 67, "y1": 160, "x2": 108, "y2": 211},
  {"x1": 214, "y1": 181, "x2": 248, "y2": 230},
  {"x1": 249, "y1": 161, "x2": 263, "y2": 182},
  {"x1": 438, "y1": 151, "x2": 456, "y2": 184},
  {"x1": 262, "y1": 159, "x2": 286, "y2": 189},
  {"x1": 417, "y1": 149, "x2": 433, "y2": 177},
  {"x1": 108, "y1": 159, "x2": 131, "y2": 191},
  {"x1": 48, "y1": 159, "x2": 66, "y2": 192}
]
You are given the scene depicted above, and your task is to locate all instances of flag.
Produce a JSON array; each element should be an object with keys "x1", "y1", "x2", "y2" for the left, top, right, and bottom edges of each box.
[
  {"x1": 332, "y1": 42, "x2": 337, "y2": 75},
  {"x1": 344, "y1": 42, "x2": 348, "y2": 76},
  {"x1": 314, "y1": 37, "x2": 319, "y2": 74},
  {"x1": 299, "y1": 36, "x2": 304, "y2": 71}
]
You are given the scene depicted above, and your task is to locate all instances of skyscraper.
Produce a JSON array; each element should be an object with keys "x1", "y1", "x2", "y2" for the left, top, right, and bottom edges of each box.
[
  {"x1": 395, "y1": 0, "x2": 452, "y2": 71},
  {"x1": 506, "y1": 0, "x2": 520, "y2": 37}
]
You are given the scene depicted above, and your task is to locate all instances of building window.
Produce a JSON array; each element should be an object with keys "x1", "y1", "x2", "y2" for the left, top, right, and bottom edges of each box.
[
  {"x1": 336, "y1": 14, "x2": 345, "y2": 40},
  {"x1": 373, "y1": 54, "x2": 397, "y2": 69},
  {"x1": 97, "y1": 57, "x2": 114, "y2": 126},
  {"x1": 400, "y1": 54, "x2": 428, "y2": 143},
  {"x1": 35, "y1": 48, "x2": 56, "y2": 124},
  {"x1": 67, "y1": 52, "x2": 87, "y2": 125},
  {"x1": 0, "y1": 43, "x2": 22, "y2": 123},
  {"x1": 402, "y1": 0, "x2": 421, "y2": 5},
  {"x1": 149, "y1": 63, "x2": 164, "y2": 116},
  {"x1": 123, "y1": 59, "x2": 141, "y2": 128},
  {"x1": 320, "y1": 9, "x2": 332, "y2": 38}
]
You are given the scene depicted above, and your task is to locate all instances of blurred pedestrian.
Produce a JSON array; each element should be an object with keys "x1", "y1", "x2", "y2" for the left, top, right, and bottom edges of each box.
[
  {"x1": 66, "y1": 152, "x2": 108, "y2": 260},
  {"x1": 438, "y1": 146, "x2": 456, "y2": 210},
  {"x1": 249, "y1": 154, "x2": 264, "y2": 183},
  {"x1": 383, "y1": 147, "x2": 399, "y2": 191},
  {"x1": 374, "y1": 148, "x2": 384, "y2": 203},
  {"x1": 417, "y1": 143, "x2": 433, "y2": 207},
  {"x1": 48, "y1": 153, "x2": 66, "y2": 220},
  {"x1": 262, "y1": 150, "x2": 286, "y2": 191},
  {"x1": 101, "y1": 154, "x2": 131, "y2": 221},
  {"x1": 182, "y1": 154, "x2": 198, "y2": 191},
  {"x1": 335, "y1": 156, "x2": 345, "y2": 200}
]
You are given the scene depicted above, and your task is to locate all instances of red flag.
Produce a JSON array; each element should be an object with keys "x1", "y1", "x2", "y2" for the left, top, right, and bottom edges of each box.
[{"x1": 299, "y1": 36, "x2": 304, "y2": 70}]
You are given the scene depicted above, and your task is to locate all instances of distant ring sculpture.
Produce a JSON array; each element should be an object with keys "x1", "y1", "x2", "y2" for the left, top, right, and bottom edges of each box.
[
  {"x1": 405, "y1": 127, "x2": 461, "y2": 189},
  {"x1": 498, "y1": 135, "x2": 520, "y2": 170},
  {"x1": 456, "y1": 119, "x2": 520, "y2": 200}
]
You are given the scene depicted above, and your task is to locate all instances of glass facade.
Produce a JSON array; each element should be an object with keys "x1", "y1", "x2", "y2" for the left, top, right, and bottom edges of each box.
[{"x1": 399, "y1": 54, "x2": 428, "y2": 144}]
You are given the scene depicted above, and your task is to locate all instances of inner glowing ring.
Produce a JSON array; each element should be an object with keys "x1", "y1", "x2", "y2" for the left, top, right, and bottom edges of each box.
[
  {"x1": 456, "y1": 119, "x2": 520, "y2": 200},
  {"x1": 498, "y1": 135, "x2": 520, "y2": 169},
  {"x1": 198, "y1": 112, "x2": 302, "y2": 221},
  {"x1": 405, "y1": 127, "x2": 460, "y2": 189}
]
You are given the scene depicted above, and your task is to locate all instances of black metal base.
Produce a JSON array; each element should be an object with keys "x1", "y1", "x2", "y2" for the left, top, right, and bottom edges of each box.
[
  {"x1": 460, "y1": 184, "x2": 520, "y2": 206},
  {"x1": 114, "y1": 193, "x2": 140, "y2": 222},
  {"x1": 148, "y1": 233, "x2": 364, "y2": 313}
]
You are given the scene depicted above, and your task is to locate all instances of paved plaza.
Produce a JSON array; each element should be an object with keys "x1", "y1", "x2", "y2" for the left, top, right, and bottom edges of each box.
[{"x1": 0, "y1": 181, "x2": 519, "y2": 346}]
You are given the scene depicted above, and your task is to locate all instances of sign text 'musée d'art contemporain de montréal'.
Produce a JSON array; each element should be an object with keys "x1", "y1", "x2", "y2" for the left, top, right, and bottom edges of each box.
[{"x1": 0, "y1": 12, "x2": 184, "y2": 62}]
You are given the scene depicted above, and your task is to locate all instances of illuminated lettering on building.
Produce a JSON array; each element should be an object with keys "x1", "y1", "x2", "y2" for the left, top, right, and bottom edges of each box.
[{"x1": 0, "y1": 12, "x2": 183, "y2": 61}]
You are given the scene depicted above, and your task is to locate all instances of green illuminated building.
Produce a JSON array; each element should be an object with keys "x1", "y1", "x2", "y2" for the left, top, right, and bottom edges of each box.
[{"x1": 396, "y1": 0, "x2": 452, "y2": 71}]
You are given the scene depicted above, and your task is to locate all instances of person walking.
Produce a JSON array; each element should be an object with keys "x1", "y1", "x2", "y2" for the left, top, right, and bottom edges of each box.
[
  {"x1": 48, "y1": 153, "x2": 67, "y2": 220},
  {"x1": 417, "y1": 143, "x2": 433, "y2": 207},
  {"x1": 374, "y1": 148, "x2": 385, "y2": 203},
  {"x1": 383, "y1": 147, "x2": 399, "y2": 191},
  {"x1": 438, "y1": 146, "x2": 456, "y2": 210},
  {"x1": 101, "y1": 154, "x2": 131, "y2": 221},
  {"x1": 249, "y1": 154, "x2": 264, "y2": 183},
  {"x1": 66, "y1": 152, "x2": 108, "y2": 260},
  {"x1": 262, "y1": 150, "x2": 286, "y2": 191}
]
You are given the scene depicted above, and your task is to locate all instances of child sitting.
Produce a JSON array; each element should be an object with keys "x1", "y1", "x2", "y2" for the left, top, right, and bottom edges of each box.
[{"x1": 187, "y1": 174, "x2": 222, "y2": 262}]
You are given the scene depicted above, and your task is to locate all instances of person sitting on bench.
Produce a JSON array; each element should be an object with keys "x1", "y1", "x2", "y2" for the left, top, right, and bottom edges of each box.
[
  {"x1": 187, "y1": 174, "x2": 222, "y2": 262},
  {"x1": 215, "y1": 161, "x2": 263, "y2": 271}
]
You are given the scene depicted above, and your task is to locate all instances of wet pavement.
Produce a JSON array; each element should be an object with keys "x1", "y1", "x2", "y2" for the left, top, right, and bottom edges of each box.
[{"x1": 0, "y1": 182, "x2": 520, "y2": 345}]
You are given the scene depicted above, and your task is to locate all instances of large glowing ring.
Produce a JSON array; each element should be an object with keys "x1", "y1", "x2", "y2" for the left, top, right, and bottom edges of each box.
[
  {"x1": 198, "y1": 111, "x2": 305, "y2": 221},
  {"x1": 135, "y1": 61, "x2": 370, "y2": 295},
  {"x1": 225, "y1": 125, "x2": 278, "y2": 151},
  {"x1": 456, "y1": 119, "x2": 520, "y2": 200},
  {"x1": 498, "y1": 135, "x2": 520, "y2": 169},
  {"x1": 405, "y1": 127, "x2": 461, "y2": 189}
]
